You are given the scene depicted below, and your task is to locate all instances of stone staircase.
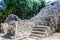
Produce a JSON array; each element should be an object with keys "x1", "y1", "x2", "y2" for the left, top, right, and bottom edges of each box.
[{"x1": 29, "y1": 25, "x2": 51, "y2": 39}]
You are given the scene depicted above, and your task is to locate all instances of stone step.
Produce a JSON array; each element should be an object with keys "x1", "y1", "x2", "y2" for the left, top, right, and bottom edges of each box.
[
  {"x1": 29, "y1": 34, "x2": 46, "y2": 39},
  {"x1": 31, "y1": 32, "x2": 46, "y2": 35},
  {"x1": 31, "y1": 31, "x2": 46, "y2": 33},
  {"x1": 32, "y1": 28, "x2": 46, "y2": 32},
  {"x1": 33, "y1": 25, "x2": 50, "y2": 30}
]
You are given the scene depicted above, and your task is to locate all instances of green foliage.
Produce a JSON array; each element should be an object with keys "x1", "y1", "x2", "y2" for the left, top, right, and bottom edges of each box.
[{"x1": 0, "y1": 0, "x2": 46, "y2": 23}]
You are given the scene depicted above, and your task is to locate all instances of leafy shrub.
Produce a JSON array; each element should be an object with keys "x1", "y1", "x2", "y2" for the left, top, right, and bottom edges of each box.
[{"x1": 0, "y1": 0, "x2": 46, "y2": 23}]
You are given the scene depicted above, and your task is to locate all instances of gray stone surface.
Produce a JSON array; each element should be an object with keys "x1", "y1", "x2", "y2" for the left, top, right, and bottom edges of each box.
[
  {"x1": 30, "y1": 0, "x2": 60, "y2": 38},
  {"x1": 4, "y1": 14, "x2": 21, "y2": 23}
]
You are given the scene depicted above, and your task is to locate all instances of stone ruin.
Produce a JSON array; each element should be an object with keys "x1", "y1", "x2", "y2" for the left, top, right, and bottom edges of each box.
[
  {"x1": 1, "y1": 14, "x2": 35, "y2": 40},
  {"x1": 4, "y1": 14, "x2": 21, "y2": 23},
  {"x1": 1, "y1": 0, "x2": 60, "y2": 40}
]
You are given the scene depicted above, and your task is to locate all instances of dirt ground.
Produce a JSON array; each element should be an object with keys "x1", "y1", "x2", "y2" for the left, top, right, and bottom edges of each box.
[
  {"x1": 21, "y1": 32, "x2": 60, "y2": 40},
  {"x1": 0, "y1": 32, "x2": 60, "y2": 40},
  {"x1": 41, "y1": 32, "x2": 60, "y2": 40}
]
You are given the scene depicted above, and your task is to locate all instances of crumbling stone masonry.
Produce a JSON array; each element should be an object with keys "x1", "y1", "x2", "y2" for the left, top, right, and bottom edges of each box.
[
  {"x1": 29, "y1": 1, "x2": 60, "y2": 39},
  {"x1": 1, "y1": 0, "x2": 60, "y2": 40}
]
